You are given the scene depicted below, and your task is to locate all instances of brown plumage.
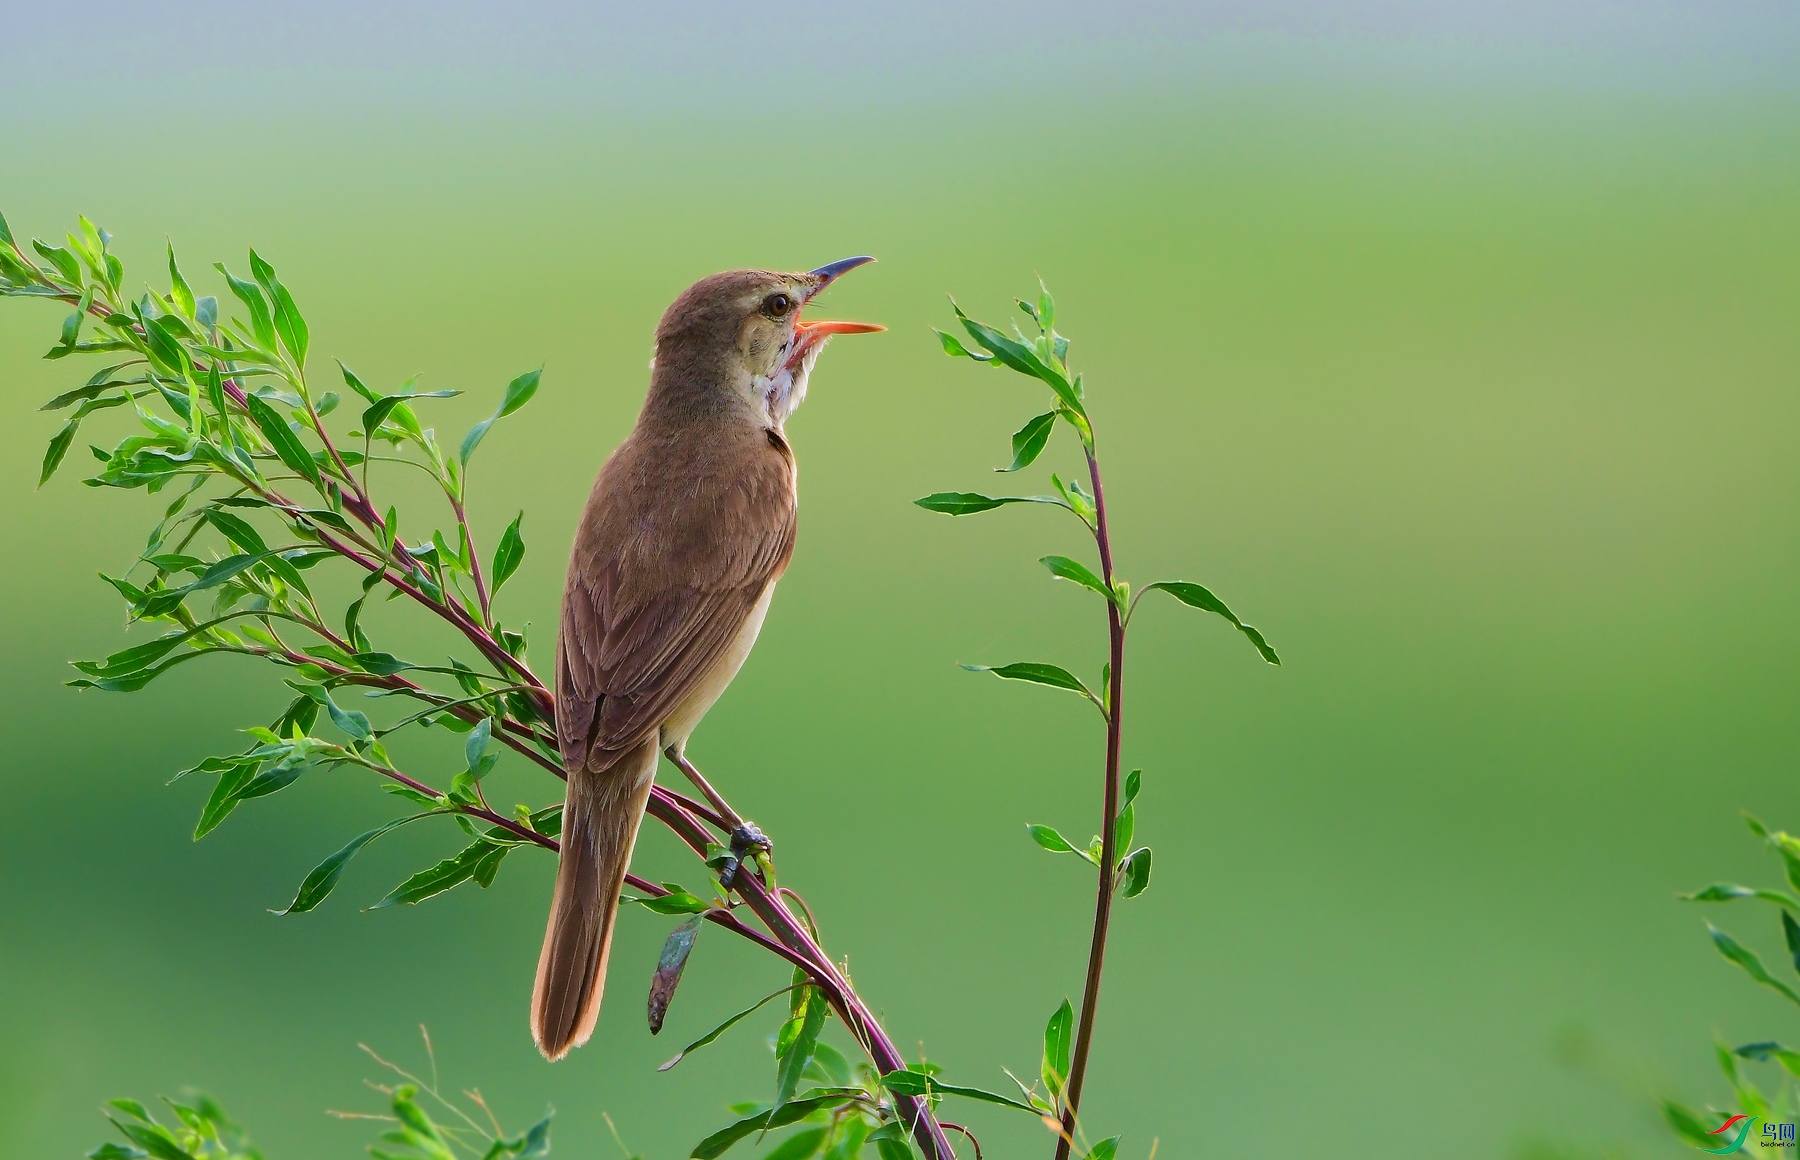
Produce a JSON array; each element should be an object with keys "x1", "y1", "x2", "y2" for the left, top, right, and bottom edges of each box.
[{"x1": 532, "y1": 260, "x2": 880, "y2": 1061}]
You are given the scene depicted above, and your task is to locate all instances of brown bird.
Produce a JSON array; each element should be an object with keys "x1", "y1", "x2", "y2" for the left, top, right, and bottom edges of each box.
[{"x1": 532, "y1": 257, "x2": 882, "y2": 1061}]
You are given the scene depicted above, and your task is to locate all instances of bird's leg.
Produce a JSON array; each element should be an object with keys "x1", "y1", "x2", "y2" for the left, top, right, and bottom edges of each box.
[{"x1": 666, "y1": 747, "x2": 774, "y2": 887}]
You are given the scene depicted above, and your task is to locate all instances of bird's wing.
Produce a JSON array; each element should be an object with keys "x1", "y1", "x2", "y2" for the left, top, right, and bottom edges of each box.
[{"x1": 555, "y1": 436, "x2": 796, "y2": 773}]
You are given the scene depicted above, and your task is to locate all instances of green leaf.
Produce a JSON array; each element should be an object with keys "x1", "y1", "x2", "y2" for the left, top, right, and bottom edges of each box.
[
  {"x1": 108, "y1": 1099, "x2": 154, "y2": 1123},
  {"x1": 635, "y1": 890, "x2": 711, "y2": 915},
  {"x1": 371, "y1": 839, "x2": 509, "y2": 908},
  {"x1": 1680, "y1": 883, "x2": 1800, "y2": 907},
  {"x1": 35, "y1": 240, "x2": 82, "y2": 285},
  {"x1": 1043, "y1": 999, "x2": 1073, "y2": 1097},
  {"x1": 648, "y1": 916, "x2": 703, "y2": 1034},
  {"x1": 492, "y1": 512, "x2": 525, "y2": 593},
  {"x1": 689, "y1": 1096, "x2": 847, "y2": 1160},
  {"x1": 1119, "y1": 847, "x2": 1152, "y2": 897},
  {"x1": 203, "y1": 508, "x2": 269, "y2": 554},
  {"x1": 1141, "y1": 580, "x2": 1280, "y2": 665},
  {"x1": 1081, "y1": 1138, "x2": 1120, "y2": 1160},
  {"x1": 774, "y1": 985, "x2": 828, "y2": 1111},
  {"x1": 961, "y1": 662, "x2": 1100, "y2": 706},
  {"x1": 40, "y1": 419, "x2": 77, "y2": 486},
  {"x1": 1115, "y1": 803, "x2": 1134, "y2": 856},
  {"x1": 353, "y1": 651, "x2": 413, "y2": 675},
  {"x1": 275, "y1": 814, "x2": 430, "y2": 914},
  {"x1": 1707, "y1": 922, "x2": 1800, "y2": 1006},
  {"x1": 167, "y1": 245, "x2": 194, "y2": 317},
  {"x1": 461, "y1": 368, "x2": 541, "y2": 464},
  {"x1": 935, "y1": 328, "x2": 992, "y2": 360},
  {"x1": 1040, "y1": 555, "x2": 1116, "y2": 605},
  {"x1": 913, "y1": 492, "x2": 1065, "y2": 516},
  {"x1": 659, "y1": 984, "x2": 801, "y2": 1072},
  {"x1": 1661, "y1": 1100, "x2": 1728, "y2": 1149},
  {"x1": 249, "y1": 250, "x2": 308, "y2": 366},
  {"x1": 464, "y1": 716, "x2": 493, "y2": 772},
  {"x1": 243, "y1": 393, "x2": 322, "y2": 489},
  {"x1": 1028, "y1": 823, "x2": 1080, "y2": 855},
  {"x1": 215, "y1": 264, "x2": 276, "y2": 352},
  {"x1": 879, "y1": 1070, "x2": 1038, "y2": 1113},
  {"x1": 951, "y1": 302, "x2": 1085, "y2": 417},
  {"x1": 1028, "y1": 823, "x2": 1100, "y2": 866},
  {"x1": 0, "y1": 207, "x2": 11, "y2": 245},
  {"x1": 87, "y1": 1144, "x2": 145, "y2": 1160},
  {"x1": 498, "y1": 367, "x2": 541, "y2": 416},
  {"x1": 193, "y1": 760, "x2": 256, "y2": 838},
  {"x1": 1738, "y1": 1041, "x2": 1800, "y2": 1081},
  {"x1": 1123, "y1": 768, "x2": 1142, "y2": 808},
  {"x1": 999, "y1": 411, "x2": 1056, "y2": 472},
  {"x1": 107, "y1": 1120, "x2": 194, "y2": 1160},
  {"x1": 761, "y1": 1128, "x2": 828, "y2": 1160},
  {"x1": 1783, "y1": 910, "x2": 1800, "y2": 975}
]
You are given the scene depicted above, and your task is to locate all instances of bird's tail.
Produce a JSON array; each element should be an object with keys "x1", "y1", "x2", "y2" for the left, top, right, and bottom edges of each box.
[{"x1": 531, "y1": 737, "x2": 657, "y2": 1061}]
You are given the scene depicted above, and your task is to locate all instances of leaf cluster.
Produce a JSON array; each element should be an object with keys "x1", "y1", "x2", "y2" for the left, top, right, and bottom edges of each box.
[{"x1": 1666, "y1": 812, "x2": 1800, "y2": 1144}]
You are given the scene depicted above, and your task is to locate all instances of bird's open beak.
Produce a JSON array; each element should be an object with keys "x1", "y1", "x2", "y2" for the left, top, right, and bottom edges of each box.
[{"x1": 795, "y1": 256, "x2": 885, "y2": 342}]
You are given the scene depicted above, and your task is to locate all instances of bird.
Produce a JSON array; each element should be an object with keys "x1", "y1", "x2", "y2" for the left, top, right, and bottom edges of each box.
[{"x1": 532, "y1": 257, "x2": 883, "y2": 1061}]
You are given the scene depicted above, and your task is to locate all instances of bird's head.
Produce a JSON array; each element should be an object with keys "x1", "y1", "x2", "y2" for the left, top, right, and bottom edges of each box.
[{"x1": 649, "y1": 257, "x2": 883, "y2": 428}]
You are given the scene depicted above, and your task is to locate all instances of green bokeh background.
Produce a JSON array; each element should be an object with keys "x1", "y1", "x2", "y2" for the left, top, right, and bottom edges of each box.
[{"x1": 3, "y1": 7, "x2": 1799, "y2": 1157}]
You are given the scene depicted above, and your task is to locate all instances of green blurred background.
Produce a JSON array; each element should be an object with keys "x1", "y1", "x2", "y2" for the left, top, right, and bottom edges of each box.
[{"x1": 2, "y1": 3, "x2": 1798, "y2": 1156}]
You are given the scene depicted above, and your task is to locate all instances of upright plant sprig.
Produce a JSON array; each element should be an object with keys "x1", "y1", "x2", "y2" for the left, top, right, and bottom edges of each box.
[
  {"x1": 1, "y1": 212, "x2": 956, "y2": 1160},
  {"x1": 1663, "y1": 813, "x2": 1800, "y2": 1149},
  {"x1": 921, "y1": 283, "x2": 1280, "y2": 1157}
]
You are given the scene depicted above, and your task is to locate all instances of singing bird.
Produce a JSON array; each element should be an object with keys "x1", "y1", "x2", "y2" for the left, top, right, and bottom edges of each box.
[{"x1": 533, "y1": 257, "x2": 883, "y2": 1061}]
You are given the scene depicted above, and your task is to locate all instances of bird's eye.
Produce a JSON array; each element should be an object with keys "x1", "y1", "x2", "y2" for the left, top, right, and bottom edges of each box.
[{"x1": 762, "y1": 292, "x2": 793, "y2": 318}]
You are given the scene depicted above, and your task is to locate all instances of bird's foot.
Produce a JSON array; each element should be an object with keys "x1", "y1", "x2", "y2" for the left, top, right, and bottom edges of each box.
[
  {"x1": 717, "y1": 824, "x2": 773, "y2": 888},
  {"x1": 731, "y1": 823, "x2": 772, "y2": 856}
]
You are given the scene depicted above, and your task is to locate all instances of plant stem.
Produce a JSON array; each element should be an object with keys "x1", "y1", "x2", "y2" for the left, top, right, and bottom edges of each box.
[{"x1": 1055, "y1": 449, "x2": 1126, "y2": 1160}]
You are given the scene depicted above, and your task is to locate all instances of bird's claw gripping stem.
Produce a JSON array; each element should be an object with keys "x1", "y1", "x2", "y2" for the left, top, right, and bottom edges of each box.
[{"x1": 718, "y1": 823, "x2": 772, "y2": 888}]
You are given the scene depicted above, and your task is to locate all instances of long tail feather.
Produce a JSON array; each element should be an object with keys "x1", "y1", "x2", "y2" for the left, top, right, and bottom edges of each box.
[{"x1": 531, "y1": 739, "x2": 656, "y2": 1060}]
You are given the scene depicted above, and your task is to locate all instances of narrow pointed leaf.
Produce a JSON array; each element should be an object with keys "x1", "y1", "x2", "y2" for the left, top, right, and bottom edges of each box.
[
  {"x1": 999, "y1": 411, "x2": 1056, "y2": 471},
  {"x1": 774, "y1": 985, "x2": 828, "y2": 1110},
  {"x1": 492, "y1": 512, "x2": 525, "y2": 593},
  {"x1": 1707, "y1": 922, "x2": 1800, "y2": 1006},
  {"x1": 879, "y1": 1070, "x2": 1038, "y2": 1113},
  {"x1": 243, "y1": 393, "x2": 321, "y2": 488},
  {"x1": 935, "y1": 328, "x2": 991, "y2": 360},
  {"x1": 1040, "y1": 555, "x2": 1114, "y2": 603},
  {"x1": 371, "y1": 840, "x2": 508, "y2": 908},
  {"x1": 648, "y1": 916, "x2": 703, "y2": 1034},
  {"x1": 1081, "y1": 1138, "x2": 1120, "y2": 1160},
  {"x1": 952, "y1": 304, "x2": 1084, "y2": 416},
  {"x1": 914, "y1": 492, "x2": 1065, "y2": 516},
  {"x1": 962, "y1": 662, "x2": 1098, "y2": 705},
  {"x1": 40, "y1": 419, "x2": 77, "y2": 486},
  {"x1": 1679, "y1": 884, "x2": 1800, "y2": 907},
  {"x1": 659, "y1": 984, "x2": 799, "y2": 1071},
  {"x1": 689, "y1": 1096, "x2": 846, "y2": 1160},
  {"x1": 275, "y1": 814, "x2": 429, "y2": 914},
  {"x1": 167, "y1": 245, "x2": 194, "y2": 317},
  {"x1": 249, "y1": 250, "x2": 308, "y2": 366},
  {"x1": 1143, "y1": 580, "x2": 1280, "y2": 664},
  {"x1": 215, "y1": 265, "x2": 276, "y2": 352},
  {"x1": 1043, "y1": 999, "x2": 1073, "y2": 1095},
  {"x1": 1028, "y1": 823, "x2": 1079, "y2": 854}
]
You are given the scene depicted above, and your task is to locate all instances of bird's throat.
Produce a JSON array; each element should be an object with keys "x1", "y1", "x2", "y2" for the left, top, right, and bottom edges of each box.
[{"x1": 752, "y1": 345, "x2": 821, "y2": 429}]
